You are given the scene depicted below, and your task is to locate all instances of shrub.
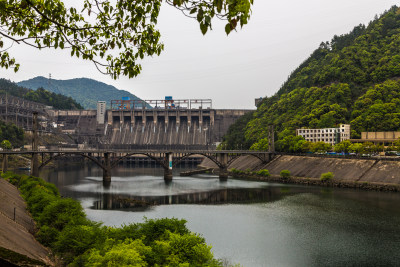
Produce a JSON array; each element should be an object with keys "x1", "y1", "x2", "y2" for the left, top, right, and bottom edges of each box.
[
  {"x1": 256, "y1": 169, "x2": 270, "y2": 177},
  {"x1": 280, "y1": 170, "x2": 291, "y2": 179},
  {"x1": 85, "y1": 239, "x2": 149, "y2": 267},
  {"x1": 38, "y1": 198, "x2": 88, "y2": 231},
  {"x1": 320, "y1": 172, "x2": 334, "y2": 181},
  {"x1": 54, "y1": 223, "x2": 106, "y2": 262},
  {"x1": 109, "y1": 217, "x2": 190, "y2": 246},
  {"x1": 244, "y1": 168, "x2": 252, "y2": 174},
  {"x1": 1, "y1": 171, "x2": 24, "y2": 185},
  {"x1": 26, "y1": 188, "x2": 58, "y2": 218},
  {"x1": 230, "y1": 168, "x2": 239, "y2": 174},
  {"x1": 36, "y1": 225, "x2": 59, "y2": 247},
  {"x1": 1, "y1": 173, "x2": 223, "y2": 266},
  {"x1": 229, "y1": 168, "x2": 244, "y2": 174}
]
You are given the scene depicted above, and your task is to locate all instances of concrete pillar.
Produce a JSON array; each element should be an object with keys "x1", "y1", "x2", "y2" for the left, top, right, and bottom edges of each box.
[
  {"x1": 119, "y1": 111, "x2": 123, "y2": 125},
  {"x1": 103, "y1": 152, "x2": 111, "y2": 187},
  {"x1": 30, "y1": 153, "x2": 39, "y2": 177},
  {"x1": 164, "y1": 152, "x2": 173, "y2": 181},
  {"x1": 165, "y1": 111, "x2": 169, "y2": 125},
  {"x1": 107, "y1": 110, "x2": 113, "y2": 125},
  {"x1": 153, "y1": 111, "x2": 157, "y2": 124},
  {"x1": 142, "y1": 110, "x2": 146, "y2": 124},
  {"x1": 30, "y1": 112, "x2": 39, "y2": 177},
  {"x1": 219, "y1": 166, "x2": 228, "y2": 181},
  {"x1": 131, "y1": 110, "x2": 135, "y2": 126},
  {"x1": 176, "y1": 111, "x2": 180, "y2": 124},
  {"x1": 217, "y1": 153, "x2": 229, "y2": 181},
  {"x1": 2, "y1": 155, "x2": 8, "y2": 173}
]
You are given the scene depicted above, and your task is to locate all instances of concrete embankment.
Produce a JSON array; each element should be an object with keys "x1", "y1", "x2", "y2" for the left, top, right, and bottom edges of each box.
[
  {"x1": 0, "y1": 179, "x2": 53, "y2": 266},
  {"x1": 199, "y1": 155, "x2": 400, "y2": 190}
]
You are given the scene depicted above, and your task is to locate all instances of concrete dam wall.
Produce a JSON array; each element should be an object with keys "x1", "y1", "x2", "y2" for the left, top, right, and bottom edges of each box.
[
  {"x1": 105, "y1": 121, "x2": 211, "y2": 146},
  {"x1": 51, "y1": 108, "x2": 252, "y2": 147}
]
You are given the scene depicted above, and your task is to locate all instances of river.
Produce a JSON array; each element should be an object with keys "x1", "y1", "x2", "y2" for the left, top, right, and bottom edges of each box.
[{"x1": 38, "y1": 163, "x2": 400, "y2": 267}]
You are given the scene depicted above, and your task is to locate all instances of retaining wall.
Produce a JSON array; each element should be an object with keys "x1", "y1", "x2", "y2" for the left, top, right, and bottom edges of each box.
[{"x1": 200, "y1": 155, "x2": 400, "y2": 185}]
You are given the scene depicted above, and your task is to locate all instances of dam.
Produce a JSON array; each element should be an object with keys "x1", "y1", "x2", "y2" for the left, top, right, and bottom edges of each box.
[{"x1": 47, "y1": 98, "x2": 252, "y2": 148}]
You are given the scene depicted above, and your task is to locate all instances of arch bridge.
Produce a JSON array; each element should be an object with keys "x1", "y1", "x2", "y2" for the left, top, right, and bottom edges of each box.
[{"x1": 0, "y1": 149, "x2": 275, "y2": 186}]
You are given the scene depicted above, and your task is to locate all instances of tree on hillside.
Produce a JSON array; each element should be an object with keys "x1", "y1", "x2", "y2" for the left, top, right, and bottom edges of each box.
[
  {"x1": 0, "y1": 0, "x2": 253, "y2": 78},
  {"x1": 0, "y1": 140, "x2": 11, "y2": 150}
]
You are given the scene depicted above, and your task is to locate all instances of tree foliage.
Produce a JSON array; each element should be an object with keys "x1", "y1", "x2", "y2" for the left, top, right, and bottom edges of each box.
[
  {"x1": 2, "y1": 172, "x2": 224, "y2": 266},
  {"x1": 334, "y1": 140, "x2": 352, "y2": 153},
  {"x1": 0, "y1": 139, "x2": 11, "y2": 150},
  {"x1": 0, "y1": 0, "x2": 253, "y2": 78},
  {"x1": 320, "y1": 172, "x2": 334, "y2": 182},
  {"x1": 0, "y1": 120, "x2": 24, "y2": 147},
  {"x1": 223, "y1": 6, "x2": 400, "y2": 149}
]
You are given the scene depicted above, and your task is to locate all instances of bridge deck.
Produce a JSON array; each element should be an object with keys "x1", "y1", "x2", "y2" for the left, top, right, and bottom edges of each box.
[{"x1": 0, "y1": 150, "x2": 272, "y2": 155}]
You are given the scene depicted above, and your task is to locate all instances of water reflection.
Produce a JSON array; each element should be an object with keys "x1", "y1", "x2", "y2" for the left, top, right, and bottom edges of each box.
[
  {"x1": 39, "y1": 162, "x2": 317, "y2": 211},
  {"x1": 93, "y1": 187, "x2": 287, "y2": 211},
  {"x1": 38, "y1": 163, "x2": 400, "y2": 267}
]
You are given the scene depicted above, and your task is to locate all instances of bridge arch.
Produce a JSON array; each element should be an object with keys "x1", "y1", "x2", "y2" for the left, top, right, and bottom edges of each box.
[
  {"x1": 39, "y1": 152, "x2": 105, "y2": 171},
  {"x1": 171, "y1": 152, "x2": 223, "y2": 168},
  {"x1": 174, "y1": 152, "x2": 270, "y2": 168},
  {"x1": 111, "y1": 153, "x2": 168, "y2": 169}
]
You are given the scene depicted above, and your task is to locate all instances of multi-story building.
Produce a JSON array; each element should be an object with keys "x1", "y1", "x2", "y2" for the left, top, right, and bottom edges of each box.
[
  {"x1": 296, "y1": 124, "x2": 351, "y2": 145},
  {"x1": 350, "y1": 131, "x2": 400, "y2": 145}
]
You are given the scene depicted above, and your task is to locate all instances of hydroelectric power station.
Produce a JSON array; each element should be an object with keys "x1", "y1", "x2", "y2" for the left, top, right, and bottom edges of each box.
[{"x1": 47, "y1": 97, "x2": 252, "y2": 149}]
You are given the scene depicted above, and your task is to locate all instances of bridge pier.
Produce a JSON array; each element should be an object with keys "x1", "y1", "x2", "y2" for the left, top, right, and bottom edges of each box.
[
  {"x1": 164, "y1": 168, "x2": 173, "y2": 181},
  {"x1": 2, "y1": 155, "x2": 7, "y2": 173},
  {"x1": 217, "y1": 153, "x2": 229, "y2": 181},
  {"x1": 219, "y1": 166, "x2": 228, "y2": 181},
  {"x1": 103, "y1": 152, "x2": 111, "y2": 187},
  {"x1": 30, "y1": 153, "x2": 39, "y2": 177},
  {"x1": 164, "y1": 152, "x2": 173, "y2": 181}
]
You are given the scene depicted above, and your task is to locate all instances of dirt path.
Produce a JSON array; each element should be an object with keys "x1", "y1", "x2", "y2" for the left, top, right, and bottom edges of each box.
[{"x1": 0, "y1": 179, "x2": 54, "y2": 266}]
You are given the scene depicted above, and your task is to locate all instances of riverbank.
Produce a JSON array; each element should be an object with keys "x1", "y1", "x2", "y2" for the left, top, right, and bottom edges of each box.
[
  {"x1": 199, "y1": 155, "x2": 400, "y2": 191},
  {"x1": 0, "y1": 179, "x2": 53, "y2": 266}
]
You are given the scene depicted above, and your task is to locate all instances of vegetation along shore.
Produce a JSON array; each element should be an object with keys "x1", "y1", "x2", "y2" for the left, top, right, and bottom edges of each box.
[
  {"x1": 200, "y1": 154, "x2": 400, "y2": 192},
  {"x1": 0, "y1": 172, "x2": 228, "y2": 266}
]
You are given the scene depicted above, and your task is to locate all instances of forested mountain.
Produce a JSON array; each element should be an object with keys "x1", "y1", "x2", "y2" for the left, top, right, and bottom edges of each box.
[
  {"x1": 18, "y1": 76, "x2": 150, "y2": 109},
  {"x1": 0, "y1": 79, "x2": 83, "y2": 110},
  {"x1": 223, "y1": 6, "x2": 400, "y2": 150}
]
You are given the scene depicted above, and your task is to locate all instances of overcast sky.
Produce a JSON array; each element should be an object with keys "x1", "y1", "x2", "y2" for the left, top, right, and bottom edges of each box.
[{"x1": 0, "y1": 0, "x2": 399, "y2": 109}]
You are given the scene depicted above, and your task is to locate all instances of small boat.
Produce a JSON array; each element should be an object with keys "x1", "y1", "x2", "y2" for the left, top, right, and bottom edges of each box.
[{"x1": 18, "y1": 166, "x2": 31, "y2": 171}]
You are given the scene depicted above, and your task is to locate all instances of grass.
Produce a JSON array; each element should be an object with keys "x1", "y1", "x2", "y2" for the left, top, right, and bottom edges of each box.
[{"x1": 0, "y1": 246, "x2": 48, "y2": 266}]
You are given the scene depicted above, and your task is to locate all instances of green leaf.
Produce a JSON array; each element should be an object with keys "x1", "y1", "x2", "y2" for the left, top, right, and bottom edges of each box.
[
  {"x1": 225, "y1": 24, "x2": 231, "y2": 35},
  {"x1": 200, "y1": 23, "x2": 208, "y2": 35},
  {"x1": 197, "y1": 9, "x2": 204, "y2": 22}
]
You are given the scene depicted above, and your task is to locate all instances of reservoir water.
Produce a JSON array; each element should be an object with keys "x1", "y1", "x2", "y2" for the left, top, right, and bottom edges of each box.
[{"x1": 39, "y1": 163, "x2": 400, "y2": 267}]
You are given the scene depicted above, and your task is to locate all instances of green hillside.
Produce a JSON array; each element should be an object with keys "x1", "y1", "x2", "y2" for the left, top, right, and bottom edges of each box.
[
  {"x1": 18, "y1": 76, "x2": 150, "y2": 109},
  {"x1": 223, "y1": 6, "x2": 400, "y2": 150},
  {"x1": 0, "y1": 79, "x2": 83, "y2": 110}
]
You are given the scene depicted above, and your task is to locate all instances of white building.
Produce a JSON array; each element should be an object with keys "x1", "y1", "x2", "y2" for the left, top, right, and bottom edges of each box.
[
  {"x1": 296, "y1": 124, "x2": 350, "y2": 145},
  {"x1": 97, "y1": 101, "x2": 106, "y2": 124}
]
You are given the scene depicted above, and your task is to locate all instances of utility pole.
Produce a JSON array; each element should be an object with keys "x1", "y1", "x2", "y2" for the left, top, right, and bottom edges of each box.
[
  {"x1": 5, "y1": 93, "x2": 7, "y2": 122},
  {"x1": 268, "y1": 125, "x2": 275, "y2": 153},
  {"x1": 31, "y1": 112, "x2": 39, "y2": 177}
]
